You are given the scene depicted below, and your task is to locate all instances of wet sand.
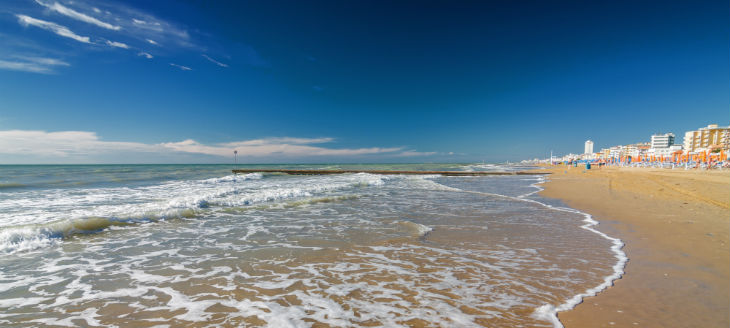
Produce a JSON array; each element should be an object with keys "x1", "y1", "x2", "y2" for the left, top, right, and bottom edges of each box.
[{"x1": 538, "y1": 165, "x2": 729, "y2": 327}]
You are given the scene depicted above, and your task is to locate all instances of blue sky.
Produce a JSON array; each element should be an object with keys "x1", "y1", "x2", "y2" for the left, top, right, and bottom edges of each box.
[{"x1": 0, "y1": 0, "x2": 727, "y2": 163}]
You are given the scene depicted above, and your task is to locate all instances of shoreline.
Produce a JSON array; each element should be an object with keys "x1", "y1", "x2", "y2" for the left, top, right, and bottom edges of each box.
[
  {"x1": 522, "y1": 176, "x2": 628, "y2": 327},
  {"x1": 537, "y1": 165, "x2": 729, "y2": 327}
]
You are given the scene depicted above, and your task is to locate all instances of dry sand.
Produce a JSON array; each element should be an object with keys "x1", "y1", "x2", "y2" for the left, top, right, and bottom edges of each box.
[{"x1": 538, "y1": 165, "x2": 729, "y2": 327}]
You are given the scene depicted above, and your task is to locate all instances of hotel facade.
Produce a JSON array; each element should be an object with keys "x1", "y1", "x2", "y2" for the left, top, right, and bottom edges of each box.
[{"x1": 683, "y1": 124, "x2": 730, "y2": 153}]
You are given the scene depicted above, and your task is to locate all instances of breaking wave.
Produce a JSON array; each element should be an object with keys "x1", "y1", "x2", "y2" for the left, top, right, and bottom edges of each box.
[{"x1": 0, "y1": 172, "x2": 387, "y2": 254}]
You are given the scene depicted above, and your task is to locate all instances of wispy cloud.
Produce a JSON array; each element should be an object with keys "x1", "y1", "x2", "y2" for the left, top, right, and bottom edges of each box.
[
  {"x1": 8, "y1": 1, "x2": 263, "y2": 73},
  {"x1": 202, "y1": 54, "x2": 228, "y2": 68},
  {"x1": 396, "y1": 150, "x2": 438, "y2": 157},
  {"x1": 0, "y1": 130, "x2": 427, "y2": 163},
  {"x1": 163, "y1": 138, "x2": 402, "y2": 157},
  {"x1": 20, "y1": 56, "x2": 69, "y2": 66},
  {"x1": 34, "y1": 0, "x2": 193, "y2": 48},
  {"x1": 0, "y1": 56, "x2": 70, "y2": 74},
  {"x1": 133, "y1": 18, "x2": 160, "y2": 28},
  {"x1": 227, "y1": 137, "x2": 335, "y2": 146},
  {"x1": 16, "y1": 14, "x2": 90, "y2": 43},
  {"x1": 125, "y1": 14, "x2": 191, "y2": 47},
  {"x1": 0, "y1": 130, "x2": 159, "y2": 157},
  {"x1": 105, "y1": 40, "x2": 129, "y2": 49},
  {"x1": 169, "y1": 63, "x2": 191, "y2": 71},
  {"x1": 34, "y1": 0, "x2": 121, "y2": 31}
]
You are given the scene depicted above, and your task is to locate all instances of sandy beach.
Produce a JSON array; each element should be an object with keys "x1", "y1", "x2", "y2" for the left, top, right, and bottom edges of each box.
[{"x1": 539, "y1": 165, "x2": 729, "y2": 327}]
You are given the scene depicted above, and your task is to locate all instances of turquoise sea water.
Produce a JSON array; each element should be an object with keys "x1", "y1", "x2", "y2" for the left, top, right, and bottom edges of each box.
[{"x1": 0, "y1": 164, "x2": 623, "y2": 327}]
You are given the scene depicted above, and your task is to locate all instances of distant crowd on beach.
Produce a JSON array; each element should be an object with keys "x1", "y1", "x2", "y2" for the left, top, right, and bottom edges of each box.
[
  {"x1": 523, "y1": 123, "x2": 730, "y2": 170},
  {"x1": 555, "y1": 154, "x2": 729, "y2": 170}
]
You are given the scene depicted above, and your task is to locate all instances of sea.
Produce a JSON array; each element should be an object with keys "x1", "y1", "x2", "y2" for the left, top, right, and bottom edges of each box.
[{"x1": 0, "y1": 164, "x2": 626, "y2": 327}]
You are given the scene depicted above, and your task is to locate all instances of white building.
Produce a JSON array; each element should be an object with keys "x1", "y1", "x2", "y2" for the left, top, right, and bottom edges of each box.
[
  {"x1": 650, "y1": 133, "x2": 675, "y2": 149},
  {"x1": 608, "y1": 145, "x2": 624, "y2": 158},
  {"x1": 584, "y1": 140, "x2": 594, "y2": 154},
  {"x1": 683, "y1": 124, "x2": 730, "y2": 152},
  {"x1": 647, "y1": 144, "x2": 683, "y2": 158}
]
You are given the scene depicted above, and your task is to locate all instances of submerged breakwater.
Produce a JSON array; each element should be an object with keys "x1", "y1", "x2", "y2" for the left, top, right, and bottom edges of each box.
[{"x1": 0, "y1": 164, "x2": 622, "y2": 327}]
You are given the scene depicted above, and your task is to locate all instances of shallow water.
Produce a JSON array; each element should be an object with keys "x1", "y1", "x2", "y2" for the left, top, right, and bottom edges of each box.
[{"x1": 0, "y1": 164, "x2": 622, "y2": 327}]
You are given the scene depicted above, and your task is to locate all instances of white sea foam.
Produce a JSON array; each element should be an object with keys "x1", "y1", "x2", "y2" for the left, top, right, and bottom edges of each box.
[
  {"x1": 461, "y1": 163, "x2": 505, "y2": 172},
  {"x1": 401, "y1": 174, "x2": 627, "y2": 327},
  {"x1": 398, "y1": 175, "x2": 463, "y2": 192},
  {"x1": 0, "y1": 173, "x2": 387, "y2": 254},
  {"x1": 0, "y1": 226, "x2": 58, "y2": 254},
  {"x1": 395, "y1": 220, "x2": 433, "y2": 237},
  {"x1": 0, "y1": 167, "x2": 623, "y2": 327},
  {"x1": 512, "y1": 176, "x2": 627, "y2": 328}
]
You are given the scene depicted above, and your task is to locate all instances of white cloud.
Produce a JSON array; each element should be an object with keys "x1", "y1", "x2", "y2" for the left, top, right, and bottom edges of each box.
[
  {"x1": 0, "y1": 130, "x2": 159, "y2": 157},
  {"x1": 396, "y1": 150, "x2": 438, "y2": 157},
  {"x1": 34, "y1": 0, "x2": 191, "y2": 49},
  {"x1": 9, "y1": 1, "x2": 264, "y2": 72},
  {"x1": 34, "y1": 0, "x2": 121, "y2": 31},
  {"x1": 20, "y1": 56, "x2": 70, "y2": 66},
  {"x1": 132, "y1": 18, "x2": 160, "y2": 27},
  {"x1": 169, "y1": 63, "x2": 191, "y2": 71},
  {"x1": 0, "y1": 130, "x2": 419, "y2": 163},
  {"x1": 161, "y1": 138, "x2": 402, "y2": 157},
  {"x1": 202, "y1": 54, "x2": 228, "y2": 68},
  {"x1": 128, "y1": 15, "x2": 191, "y2": 47},
  {"x1": 227, "y1": 137, "x2": 334, "y2": 146},
  {"x1": 105, "y1": 40, "x2": 129, "y2": 49},
  {"x1": 16, "y1": 14, "x2": 90, "y2": 43},
  {"x1": 0, "y1": 57, "x2": 70, "y2": 74},
  {"x1": 0, "y1": 60, "x2": 52, "y2": 74}
]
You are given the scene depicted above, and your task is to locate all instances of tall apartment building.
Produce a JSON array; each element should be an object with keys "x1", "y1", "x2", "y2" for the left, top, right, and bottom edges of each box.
[
  {"x1": 584, "y1": 140, "x2": 593, "y2": 154},
  {"x1": 650, "y1": 133, "x2": 675, "y2": 149},
  {"x1": 682, "y1": 124, "x2": 730, "y2": 152}
]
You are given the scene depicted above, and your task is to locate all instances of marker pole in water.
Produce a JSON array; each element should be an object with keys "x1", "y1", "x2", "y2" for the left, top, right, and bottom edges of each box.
[{"x1": 234, "y1": 150, "x2": 238, "y2": 165}]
